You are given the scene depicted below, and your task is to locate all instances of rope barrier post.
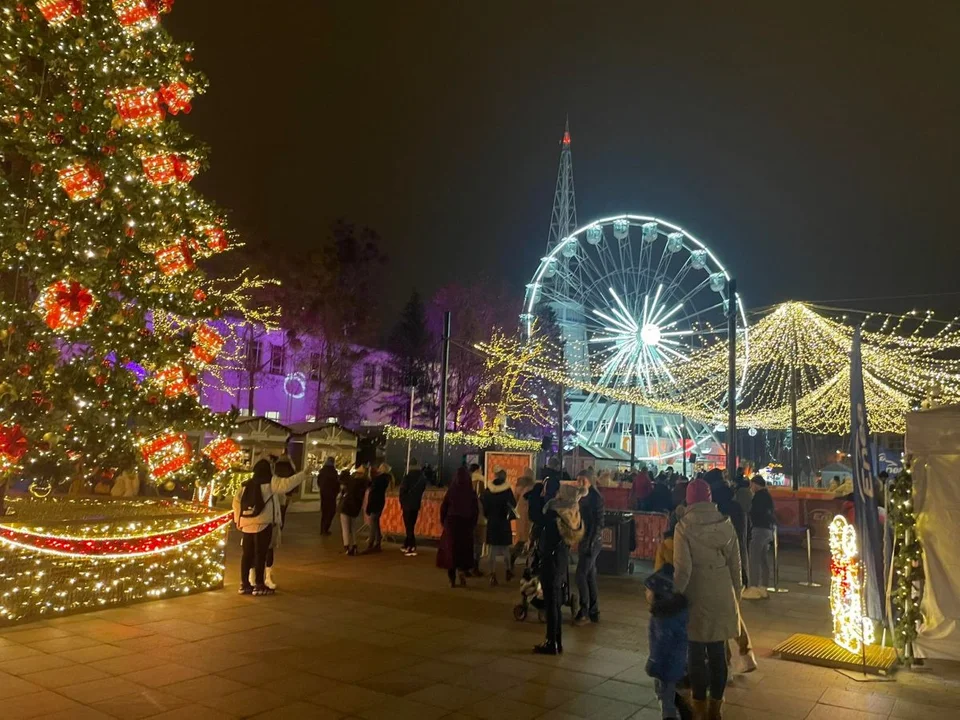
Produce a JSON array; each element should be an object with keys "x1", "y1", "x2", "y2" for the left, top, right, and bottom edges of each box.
[
  {"x1": 798, "y1": 526, "x2": 822, "y2": 588},
  {"x1": 770, "y1": 527, "x2": 789, "y2": 593}
]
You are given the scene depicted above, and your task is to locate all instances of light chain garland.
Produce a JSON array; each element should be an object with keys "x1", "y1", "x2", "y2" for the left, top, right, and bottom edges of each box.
[
  {"x1": 480, "y1": 302, "x2": 960, "y2": 434},
  {"x1": 0, "y1": 498, "x2": 228, "y2": 626},
  {"x1": 384, "y1": 425, "x2": 542, "y2": 452}
]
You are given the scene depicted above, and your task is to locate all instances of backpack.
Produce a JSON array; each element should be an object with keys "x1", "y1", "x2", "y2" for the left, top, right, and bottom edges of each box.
[
  {"x1": 557, "y1": 513, "x2": 586, "y2": 547},
  {"x1": 239, "y1": 480, "x2": 268, "y2": 518}
]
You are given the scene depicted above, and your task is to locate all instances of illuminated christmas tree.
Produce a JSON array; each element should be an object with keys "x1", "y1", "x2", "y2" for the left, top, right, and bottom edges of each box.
[{"x1": 0, "y1": 1, "x2": 269, "y2": 499}]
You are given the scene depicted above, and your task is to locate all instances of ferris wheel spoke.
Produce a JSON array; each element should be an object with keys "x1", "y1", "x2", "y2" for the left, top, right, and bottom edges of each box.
[
  {"x1": 639, "y1": 231, "x2": 657, "y2": 297},
  {"x1": 667, "y1": 301, "x2": 726, "y2": 328},
  {"x1": 659, "y1": 257, "x2": 695, "y2": 305},
  {"x1": 655, "y1": 277, "x2": 713, "y2": 321},
  {"x1": 647, "y1": 243, "x2": 673, "y2": 302},
  {"x1": 600, "y1": 402, "x2": 624, "y2": 447}
]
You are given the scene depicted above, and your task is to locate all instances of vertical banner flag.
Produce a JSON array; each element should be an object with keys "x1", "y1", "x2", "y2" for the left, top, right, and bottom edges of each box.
[{"x1": 850, "y1": 328, "x2": 885, "y2": 620}]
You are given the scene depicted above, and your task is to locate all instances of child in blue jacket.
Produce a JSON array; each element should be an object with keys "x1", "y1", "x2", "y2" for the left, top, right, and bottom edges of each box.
[{"x1": 645, "y1": 564, "x2": 690, "y2": 720}]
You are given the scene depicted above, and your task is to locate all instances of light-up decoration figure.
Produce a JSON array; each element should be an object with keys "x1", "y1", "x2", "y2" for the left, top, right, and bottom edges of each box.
[
  {"x1": 829, "y1": 514, "x2": 875, "y2": 654},
  {"x1": 283, "y1": 372, "x2": 307, "y2": 399}
]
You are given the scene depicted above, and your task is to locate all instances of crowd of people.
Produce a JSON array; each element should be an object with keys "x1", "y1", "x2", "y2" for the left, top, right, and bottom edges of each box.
[{"x1": 233, "y1": 453, "x2": 785, "y2": 720}]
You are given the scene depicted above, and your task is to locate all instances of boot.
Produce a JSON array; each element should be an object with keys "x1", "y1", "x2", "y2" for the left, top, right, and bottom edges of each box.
[
  {"x1": 690, "y1": 698, "x2": 708, "y2": 720},
  {"x1": 708, "y1": 697, "x2": 723, "y2": 719},
  {"x1": 489, "y1": 575, "x2": 499, "y2": 587},
  {"x1": 264, "y1": 567, "x2": 277, "y2": 590}
]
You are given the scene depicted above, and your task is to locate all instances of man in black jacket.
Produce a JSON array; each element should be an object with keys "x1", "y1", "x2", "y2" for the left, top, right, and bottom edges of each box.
[
  {"x1": 316, "y1": 457, "x2": 340, "y2": 536},
  {"x1": 398, "y1": 460, "x2": 427, "y2": 556},
  {"x1": 574, "y1": 470, "x2": 605, "y2": 625},
  {"x1": 743, "y1": 476, "x2": 776, "y2": 599}
]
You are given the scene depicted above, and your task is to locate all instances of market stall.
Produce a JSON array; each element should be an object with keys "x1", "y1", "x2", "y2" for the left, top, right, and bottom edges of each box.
[
  {"x1": 287, "y1": 422, "x2": 358, "y2": 510},
  {"x1": 598, "y1": 485, "x2": 633, "y2": 510},
  {"x1": 381, "y1": 488, "x2": 445, "y2": 540},
  {"x1": 769, "y1": 486, "x2": 845, "y2": 549},
  {"x1": 380, "y1": 486, "x2": 668, "y2": 561},
  {"x1": 234, "y1": 416, "x2": 292, "y2": 463}
]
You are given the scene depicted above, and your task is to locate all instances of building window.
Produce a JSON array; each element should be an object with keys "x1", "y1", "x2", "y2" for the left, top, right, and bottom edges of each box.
[
  {"x1": 238, "y1": 407, "x2": 250, "y2": 417},
  {"x1": 380, "y1": 366, "x2": 396, "y2": 391},
  {"x1": 269, "y1": 344, "x2": 284, "y2": 375},
  {"x1": 363, "y1": 363, "x2": 377, "y2": 389},
  {"x1": 305, "y1": 415, "x2": 316, "y2": 423},
  {"x1": 246, "y1": 339, "x2": 262, "y2": 369},
  {"x1": 265, "y1": 411, "x2": 281, "y2": 420},
  {"x1": 309, "y1": 352, "x2": 322, "y2": 381}
]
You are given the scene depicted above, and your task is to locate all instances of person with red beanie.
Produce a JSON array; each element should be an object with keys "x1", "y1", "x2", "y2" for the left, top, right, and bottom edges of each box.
[{"x1": 673, "y1": 477, "x2": 742, "y2": 719}]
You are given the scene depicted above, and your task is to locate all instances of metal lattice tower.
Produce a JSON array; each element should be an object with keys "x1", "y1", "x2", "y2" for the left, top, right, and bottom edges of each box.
[
  {"x1": 543, "y1": 119, "x2": 589, "y2": 384},
  {"x1": 545, "y1": 118, "x2": 578, "y2": 253}
]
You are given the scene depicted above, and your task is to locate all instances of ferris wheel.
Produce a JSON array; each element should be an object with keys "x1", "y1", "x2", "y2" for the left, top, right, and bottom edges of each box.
[{"x1": 522, "y1": 214, "x2": 749, "y2": 463}]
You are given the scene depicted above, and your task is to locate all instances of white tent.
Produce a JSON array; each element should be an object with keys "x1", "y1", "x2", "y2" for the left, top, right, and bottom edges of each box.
[{"x1": 905, "y1": 405, "x2": 960, "y2": 660}]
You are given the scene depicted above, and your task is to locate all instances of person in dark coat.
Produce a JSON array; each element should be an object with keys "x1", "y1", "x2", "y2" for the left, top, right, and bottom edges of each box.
[
  {"x1": 645, "y1": 565, "x2": 689, "y2": 720},
  {"x1": 540, "y1": 456, "x2": 571, "y2": 483},
  {"x1": 643, "y1": 479, "x2": 674, "y2": 513},
  {"x1": 574, "y1": 470, "x2": 605, "y2": 624},
  {"x1": 398, "y1": 459, "x2": 426, "y2": 556},
  {"x1": 363, "y1": 463, "x2": 392, "y2": 554},
  {"x1": 317, "y1": 457, "x2": 340, "y2": 536},
  {"x1": 339, "y1": 466, "x2": 369, "y2": 556},
  {"x1": 632, "y1": 468, "x2": 654, "y2": 509},
  {"x1": 437, "y1": 466, "x2": 479, "y2": 587},
  {"x1": 743, "y1": 475, "x2": 776, "y2": 599},
  {"x1": 481, "y1": 469, "x2": 517, "y2": 585},
  {"x1": 533, "y1": 480, "x2": 568, "y2": 655}
]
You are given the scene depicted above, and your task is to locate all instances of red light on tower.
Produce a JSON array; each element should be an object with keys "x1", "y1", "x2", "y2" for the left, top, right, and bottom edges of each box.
[{"x1": 562, "y1": 131, "x2": 571, "y2": 145}]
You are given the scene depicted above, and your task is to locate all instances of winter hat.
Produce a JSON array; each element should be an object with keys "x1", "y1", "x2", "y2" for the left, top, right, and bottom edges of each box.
[
  {"x1": 644, "y1": 564, "x2": 676, "y2": 598},
  {"x1": 685, "y1": 478, "x2": 712, "y2": 505}
]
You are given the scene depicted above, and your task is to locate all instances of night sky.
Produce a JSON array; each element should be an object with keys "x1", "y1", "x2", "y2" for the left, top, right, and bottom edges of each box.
[{"x1": 168, "y1": 2, "x2": 960, "y2": 328}]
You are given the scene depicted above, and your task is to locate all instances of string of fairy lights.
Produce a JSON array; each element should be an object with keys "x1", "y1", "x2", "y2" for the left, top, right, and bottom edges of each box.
[
  {"x1": 0, "y1": 496, "x2": 228, "y2": 625},
  {"x1": 480, "y1": 302, "x2": 960, "y2": 435}
]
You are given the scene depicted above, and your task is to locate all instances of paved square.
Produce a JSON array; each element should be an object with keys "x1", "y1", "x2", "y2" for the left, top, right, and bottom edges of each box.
[{"x1": 1, "y1": 514, "x2": 958, "y2": 719}]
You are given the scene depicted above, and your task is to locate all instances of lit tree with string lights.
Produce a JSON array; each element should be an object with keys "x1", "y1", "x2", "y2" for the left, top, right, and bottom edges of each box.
[{"x1": 0, "y1": 1, "x2": 273, "y2": 502}]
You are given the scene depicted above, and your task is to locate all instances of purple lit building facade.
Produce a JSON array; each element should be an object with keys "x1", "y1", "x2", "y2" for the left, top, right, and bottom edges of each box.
[{"x1": 199, "y1": 322, "x2": 401, "y2": 430}]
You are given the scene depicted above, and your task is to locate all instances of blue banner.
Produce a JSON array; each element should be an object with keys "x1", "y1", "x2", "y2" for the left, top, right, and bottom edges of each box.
[{"x1": 850, "y1": 328, "x2": 885, "y2": 621}]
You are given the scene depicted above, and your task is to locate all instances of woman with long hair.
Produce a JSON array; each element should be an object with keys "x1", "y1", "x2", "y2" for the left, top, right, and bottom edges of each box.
[{"x1": 437, "y1": 466, "x2": 479, "y2": 587}]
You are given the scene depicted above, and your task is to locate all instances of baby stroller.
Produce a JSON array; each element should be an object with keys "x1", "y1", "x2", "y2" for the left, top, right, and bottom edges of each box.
[{"x1": 512, "y1": 544, "x2": 576, "y2": 622}]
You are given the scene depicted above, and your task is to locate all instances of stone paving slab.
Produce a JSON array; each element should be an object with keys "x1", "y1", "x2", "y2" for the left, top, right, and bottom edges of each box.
[{"x1": 0, "y1": 514, "x2": 957, "y2": 719}]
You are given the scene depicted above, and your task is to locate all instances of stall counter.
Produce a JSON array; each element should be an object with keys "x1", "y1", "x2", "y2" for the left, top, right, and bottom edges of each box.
[{"x1": 379, "y1": 489, "x2": 668, "y2": 561}]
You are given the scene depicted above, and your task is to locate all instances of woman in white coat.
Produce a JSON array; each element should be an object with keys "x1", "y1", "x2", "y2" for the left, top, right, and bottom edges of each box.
[
  {"x1": 673, "y1": 478, "x2": 742, "y2": 719},
  {"x1": 233, "y1": 454, "x2": 307, "y2": 595}
]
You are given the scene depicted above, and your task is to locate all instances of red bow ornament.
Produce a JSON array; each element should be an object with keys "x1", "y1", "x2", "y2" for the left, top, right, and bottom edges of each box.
[
  {"x1": 0, "y1": 423, "x2": 29, "y2": 473},
  {"x1": 36, "y1": 279, "x2": 97, "y2": 331}
]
